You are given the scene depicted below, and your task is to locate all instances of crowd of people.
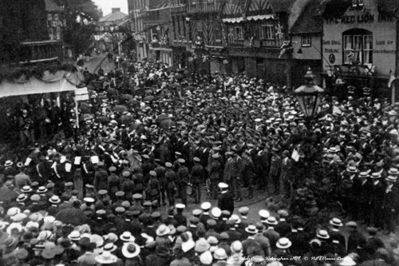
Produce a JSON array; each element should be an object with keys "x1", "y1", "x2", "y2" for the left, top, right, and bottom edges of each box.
[{"x1": 0, "y1": 55, "x2": 399, "y2": 266}]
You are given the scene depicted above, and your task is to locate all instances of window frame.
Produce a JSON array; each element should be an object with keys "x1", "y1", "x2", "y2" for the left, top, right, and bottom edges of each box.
[
  {"x1": 301, "y1": 35, "x2": 311, "y2": 47},
  {"x1": 260, "y1": 22, "x2": 274, "y2": 40},
  {"x1": 235, "y1": 26, "x2": 243, "y2": 40},
  {"x1": 342, "y1": 28, "x2": 373, "y2": 65}
]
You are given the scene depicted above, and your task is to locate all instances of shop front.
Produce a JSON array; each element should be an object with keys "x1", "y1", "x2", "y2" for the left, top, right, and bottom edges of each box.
[{"x1": 322, "y1": 0, "x2": 398, "y2": 99}]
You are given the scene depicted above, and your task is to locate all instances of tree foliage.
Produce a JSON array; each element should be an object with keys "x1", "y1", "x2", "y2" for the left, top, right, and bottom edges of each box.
[{"x1": 54, "y1": 0, "x2": 100, "y2": 56}]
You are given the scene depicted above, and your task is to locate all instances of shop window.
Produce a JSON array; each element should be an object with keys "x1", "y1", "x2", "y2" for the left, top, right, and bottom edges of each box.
[
  {"x1": 260, "y1": 22, "x2": 274, "y2": 40},
  {"x1": 343, "y1": 29, "x2": 372, "y2": 65},
  {"x1": 301, "y1": 35, "x2": 311, "y2": 47},
  {"x1": 235, "y1": 26, "x2": 243, "y2": 40}
]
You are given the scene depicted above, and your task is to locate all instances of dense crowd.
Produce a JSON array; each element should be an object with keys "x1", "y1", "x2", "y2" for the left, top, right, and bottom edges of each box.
[{"x1": 1, "y1": 56, "x2": 399, "y2": 266}]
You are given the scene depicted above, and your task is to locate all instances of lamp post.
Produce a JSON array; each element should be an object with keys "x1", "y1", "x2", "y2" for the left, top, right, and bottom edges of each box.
[
  {"x1": 294, "y1": 68, "x2": 324, "y2": 129},
  {"x1": 293, "y1": 68, "x2": 324, "y2": 185}
]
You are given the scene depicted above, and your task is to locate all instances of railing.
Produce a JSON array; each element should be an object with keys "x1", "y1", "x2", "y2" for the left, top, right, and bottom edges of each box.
[
  {"x1": 19, "y1": 40, "x2": 63, "y2": 64},
  {"x1": 188, "y1": 1, "x2": 221, "y2": 13}
]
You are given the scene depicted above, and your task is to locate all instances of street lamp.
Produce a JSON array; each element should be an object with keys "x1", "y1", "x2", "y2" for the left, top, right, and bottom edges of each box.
[{"x1": 294, "y1": 68, "x2": 324, "y2": 127}]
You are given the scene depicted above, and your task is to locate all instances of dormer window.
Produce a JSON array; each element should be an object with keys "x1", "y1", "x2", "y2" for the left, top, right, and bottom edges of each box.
[{"x1": 351, "y1": 0, "x2": 364, "y2": 9}]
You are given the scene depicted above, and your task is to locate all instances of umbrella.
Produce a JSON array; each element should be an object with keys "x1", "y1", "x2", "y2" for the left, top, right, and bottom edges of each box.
[
  {"x1": 0, "y1": 187, "x2": 17, "y2": 202},
  {"x1": 55, "y1": 208, "x2": 88, "y2": 226},
  {"x1": 121, "y1": 94, "x2": 133, "y2": 101},
  {"x1": 112, "y1": 105, "x2": 128, "y2": 113},
  {"x1": 143, "y1": 96, "x2": 155, "y2": 102}
]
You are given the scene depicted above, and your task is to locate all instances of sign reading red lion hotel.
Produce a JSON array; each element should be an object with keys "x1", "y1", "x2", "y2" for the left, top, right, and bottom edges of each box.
[{"x1": 322, "y1": 0, "x2": 397, "y2": 78}]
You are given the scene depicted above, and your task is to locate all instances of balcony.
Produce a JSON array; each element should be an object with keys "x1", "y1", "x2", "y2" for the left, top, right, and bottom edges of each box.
[
  {"x1": 188, "y1": 1, "x2": 222, "y2": 14},
  {"x1": 19, "y1": 40, "x2": 63, "y2": 64}
]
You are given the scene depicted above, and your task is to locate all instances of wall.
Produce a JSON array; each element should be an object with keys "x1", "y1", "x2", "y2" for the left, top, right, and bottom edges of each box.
[
  {"x1": 322, "y1": 0, "x2": 397, "y2": 77},
  {"x1": 292, "y1": 35, "x2": 322, "y2": 61}
]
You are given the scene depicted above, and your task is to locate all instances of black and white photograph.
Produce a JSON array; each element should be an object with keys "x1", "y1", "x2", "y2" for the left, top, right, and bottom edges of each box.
[{"x1": 0, "y1": 0, "x2": 398, "y2": 265}]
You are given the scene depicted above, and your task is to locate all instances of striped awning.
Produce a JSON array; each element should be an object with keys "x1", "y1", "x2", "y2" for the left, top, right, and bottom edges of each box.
[{"x1": 222, "y1": 14, "x2": 274, "y2": 23}]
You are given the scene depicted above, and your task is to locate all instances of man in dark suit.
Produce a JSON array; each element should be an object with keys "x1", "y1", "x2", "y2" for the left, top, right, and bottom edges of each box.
[
  {"x1": 328, "y1": 217, "x2": 346, "y2": 253},
  {"x1": 382, "y1": 175, "x2": 399, "y2": 234},
  {"x1": 217, "y1": 182, "x2": 234, "y2": 215}
]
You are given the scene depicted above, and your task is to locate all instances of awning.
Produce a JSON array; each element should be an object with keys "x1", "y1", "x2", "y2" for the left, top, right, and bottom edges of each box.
[
  {"x1": 222, "y1": 14, "x2": 274, "y2": 23},
  {"x1": 0, "y1": 70, "x2": 83, "y2": 98}
]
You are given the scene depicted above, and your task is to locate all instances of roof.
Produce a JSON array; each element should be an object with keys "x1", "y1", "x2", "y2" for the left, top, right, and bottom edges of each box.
[
  {"x1": 99, "y1": 11, "x2": 128, "y2": 23},
  {"x1": 45, "y1": 0, "x2": 63, "y2": 12},
  {"x1": 270, "y1": 0, "x2": 296, "y2": 13},
  {"x1": 377, "y1": 0, "x2": 399, "y2": 13},
  {"x1": 319, "y1": 0, "x2": 352, "y2": 18},
  {"x1": 290, "y1": 0, "x2": 323, "y2": 35}
]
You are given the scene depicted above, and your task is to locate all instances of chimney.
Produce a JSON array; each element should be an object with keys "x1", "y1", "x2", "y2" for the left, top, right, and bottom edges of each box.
[{"x1": 112, "y1": 8, "x2": 120, "y2": 13}]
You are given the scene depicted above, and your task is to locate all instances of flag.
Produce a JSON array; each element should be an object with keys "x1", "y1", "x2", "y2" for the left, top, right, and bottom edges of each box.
[{"x1": 388, "y1": 70, "x2": 396, "y2": 88}]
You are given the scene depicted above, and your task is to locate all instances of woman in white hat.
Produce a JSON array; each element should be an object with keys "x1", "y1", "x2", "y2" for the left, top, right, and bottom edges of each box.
[
  {"x1": 122, "y1": 243, "x2": 142, "y2": 265},
  {"x1": 95, "y1": 251, "x2": 119, "y2": 265}
]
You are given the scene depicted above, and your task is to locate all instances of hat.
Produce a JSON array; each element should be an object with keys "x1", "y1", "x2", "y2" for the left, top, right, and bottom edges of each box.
[
  {"x1": 207, "y1": 236, "x2": 219, "y2": 245},
  {"x1": 265, "y1": 216, "x2": 278, "y2": 225},
  {"x1": 245, "y1": 225, "x2": 257, "y2": 234},
  {"x1": 17, "y1": 194, "x2": 28, "y2": 202},
  {"x1": 49, "y1": 195, "x2": 61, "y2": 204},
  {"x1": 210, "y1": 207, "x2": 221, "y2": 218},
  {"x1": 330, "y1": 218, "x2": 343, "y2": 227},
  {"x1": 230, "y1": 241, "x2": 243, "y2": 254},
  {"x1": 259, "y1": 209, "x2": 270, "y2": 219},
  {"x1": 200, "y1": 251, "x2": 213, "y2": 265},
  {"x1": 178, "y1": 158, "x2": 185, "y2": 164},
  {"x1": 346, "y1": 221, "x2": 357, "y2": 228},
  {"x1": 156, "y1": 224, "x2": 170, "y2": 236},
  {"x1": 194, "y1": 157, "x2": 200, "y2": 162},
  {"x1": 68, "y1": 231, "x2": 81, "y2": 241},
  {"x1": 132, "y1": 194, "x2": 142, "y2": 200},
  {"x1": 218, "y1": 182, "x2": 228, "y2": 189},
  {"x1": 316, "y1": 229, "x2": 330, "y2": 239},
  {"x1": 7, "y1": 207, "x2": 21, "y2": 217},
  {"x1": 21, "y1": 186, "x2": 32, "y2": 193},
  {"x1": 276, "y1": 237, "x2": 292, "y2": 249},
  {"x1": 367, "y1": 227, "x2": 378, "y2": 234},
  {"x1": 214, "y1": 248, "x2": 227, "y2": 260},
  {"x1": 115, "y1": 191, "x2": 125, "y2": 197},
  {"x1": 109, "y1": 166, "x2": 116, "y2": 172},
  {"x1": 277, "y1": 210, "x2": 288, "y2": 217},
  {"x1": 95, "y1": 251, "x2": 118, "y2": 264},
  {"x1": 201, "y1": 202, "x2": 211, "y2": 211},
  {"x1": 176, "y1": 203, "x2": 186, "y2": 210},
  {"x1": 149, "y1": 171, "x2": 157, "y2": 177},
  {"x1": 36, "y1": 186, "x2": 47, "y2": 194},
  {"x1": 387, "y1": 175, "x2": 397, "y2": 182},
  {"x1": 230, "y1": 214, "x2": 241, "y2": 224},
  {"x1": 195, "y1": 238, "x2": 210, "y2": 253},
  {"x1": 122, "y1": 243, "x2": 141, "y2": 258},
  {"x1": 339, "y1": 256, "x2": 356, "y2": 266},
  {"x1": 212, "y1": 154, "x2": 220, "y2": 159},
  {"x1": 84, "y1": 197, "x2": 95, "y2": 203},
  {"x1": 4, "y1": 160, "x2": 13, "y2": 167},
  {"x1": 41, "y1": 248, "x2": 56, "y2": 259},
  {"x1": 120, "y1": 231, "x2": 135, "y2": 242},
  {"x1": 46, "y1": 182, "x2": 55, "y2": 189},
  {"x1": 103, "y1": 242, "x2": 117, "y2": 252},
  {"x1": 165, "y1": 162, "x2": 172, "y2": 168},
  {"x1": 239, "y1": 207, "x2": 249, "y2": 215},
  {"x1": 192, "y1": 209, "x2": 203, "y2": 216}
]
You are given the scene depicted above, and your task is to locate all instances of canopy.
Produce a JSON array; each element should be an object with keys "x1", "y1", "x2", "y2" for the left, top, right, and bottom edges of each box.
[{"x1": 0, "y1": 70, "x2": 83, "y2": 98}]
